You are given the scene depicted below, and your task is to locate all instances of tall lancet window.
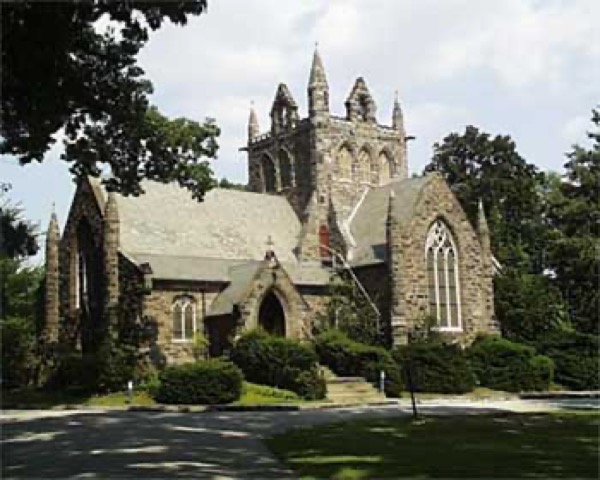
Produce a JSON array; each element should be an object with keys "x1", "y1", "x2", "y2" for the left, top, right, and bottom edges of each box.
[
  {"x1": 172, "y1": 296, "x2": 196, "y2": 342},
  {"x1": 426, "y1": 220, "x2": 461, "y2": 330}
]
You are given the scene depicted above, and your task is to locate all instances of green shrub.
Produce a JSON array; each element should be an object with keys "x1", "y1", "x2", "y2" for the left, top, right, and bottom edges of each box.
[
  {"x1": 291, "y1": 370, "x2": 327, "y2": 400},
  {"x1": 230, "y1": 330, "x2": 325, "y2": 400},
  {"x1": 155, "y1": 359, "x2": 242, "y2": 405},
  {"x1": 46, "y1": 349, "x2": 86, "y2": 390},
  {"x1": 137, "y1": 369, "x2": 161, "y2": 397},
  {"x1": 393, "y1": 342, "x2": 475, "y2": 394},
  {"x1": 526, "y1": 355, "x2": 555, "y2": 391},
  {"x1": 315, "y1": 329, "x2": 402, "y2": 397},
  {"x1": 467, "y1": 336, "x2": 554, "y2": 392},
  {"x1": 535, "y1": 331, "x2": 599, "y2": 390},
  {"x1": 92, "y1": 340, "x2": 137, "y2": 393},
  {"x1": 361, "y1": 357, "x2": 403, "y2": 398},
  {"x1": 1, "y1": 317, "x2": 37, "y2": 389}
]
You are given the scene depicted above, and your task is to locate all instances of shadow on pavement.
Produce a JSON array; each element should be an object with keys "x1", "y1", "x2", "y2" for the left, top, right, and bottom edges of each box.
[{"x1": 1, "y1": 405, "x2": 511, "y2": 479}]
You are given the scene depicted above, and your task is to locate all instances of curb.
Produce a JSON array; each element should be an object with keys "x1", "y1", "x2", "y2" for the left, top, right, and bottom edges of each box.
[
  {"x1": 2, "y1": 400, "x2": 400, "y2": 414},
  {"x1": 520, "y1": 391, "x2": 600, "y2": 400}
]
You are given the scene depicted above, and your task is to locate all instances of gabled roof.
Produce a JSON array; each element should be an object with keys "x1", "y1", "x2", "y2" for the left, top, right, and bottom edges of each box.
[
  {"x1": 92, "y1": 180, "x2": 302, "y2": 263},
  {"x1": 85, "y1": 178, "x2": 331, "y2": 284},
  {"x1": 348, "y1": 175, "x2": 433, "y2": 265}
]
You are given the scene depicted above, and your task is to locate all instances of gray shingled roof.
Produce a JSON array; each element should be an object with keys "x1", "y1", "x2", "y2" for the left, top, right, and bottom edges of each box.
[
  {"x1": 207, "y1": 262, "x2": 263, "y2": 316},
  {"x1": 348, "y1": 176, "x2": 432, "y2": 265},
  {"x1": 110, "y1": 181, "x2": 301, "y2": 263},
  {"x1": 84, "y1": 179, "x2": 332, "y2": 285},
  {"x1": 130, "y1": 252, "x2": 330, "y2": 286}
]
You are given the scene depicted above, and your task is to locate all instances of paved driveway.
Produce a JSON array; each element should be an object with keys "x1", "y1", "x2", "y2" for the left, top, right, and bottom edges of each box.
[{"x1": 1, "y1": 399, "x2": 596, "y2": 479}]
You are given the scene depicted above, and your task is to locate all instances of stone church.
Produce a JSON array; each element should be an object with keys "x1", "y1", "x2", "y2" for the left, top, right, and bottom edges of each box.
[{"x1": 44, "y1": 50, "x2": 498, "y2": 364}]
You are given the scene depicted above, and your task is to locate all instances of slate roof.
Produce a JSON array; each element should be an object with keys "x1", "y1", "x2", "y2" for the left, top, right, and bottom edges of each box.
[
  {"x1": 348, "y1": 176, "x2": 432, "y2": 265},
  {"x1": 207, "y1": 262, "x2": 263, "y2": 316},
  {"x1": 109, "y1": 181, "x2": 302, "y2": 263},
  {"x1": 130, "y1": 253, "x2": 330, "y2": 286},
  {"x1": 87, "y1": 175, "x2": 434, "y2": 283},
  {"x1": 88, "y1": 179, "x2": 331, "y2": 285}
]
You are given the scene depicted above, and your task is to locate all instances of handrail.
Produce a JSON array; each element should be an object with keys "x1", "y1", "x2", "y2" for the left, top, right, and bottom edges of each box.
[{"x1": 319, "y1": 243, "x2": 381, "y2": 331}]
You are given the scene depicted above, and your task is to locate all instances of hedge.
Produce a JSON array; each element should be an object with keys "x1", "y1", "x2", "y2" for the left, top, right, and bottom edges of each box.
[
  {"x1": 155, "y1": 359, "x2": 243, "y2": 405},
  {"x1": 392, "y1": 342, "x2": 475, "y2": 394},
  {"x1": 315, "y1": 329, "x2": 402, "y2": 397},
  {"x1": 535, "y1": 330, "x2": 599, "y2": 390},
  {"x1": 230, "y1": 330, "x2": 326, "y2": 400},
  {"x1": 467, "y1": 336, "x2": 554, "y2": 392}
]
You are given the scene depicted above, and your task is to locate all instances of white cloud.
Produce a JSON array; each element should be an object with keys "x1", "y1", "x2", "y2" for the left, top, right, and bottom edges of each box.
[
  {"x1": 562, "y1": 114, "x2": 592, "y2": 146},
  {"x1": 3, "y1": 0, "x2": 598, "y2": 237}
]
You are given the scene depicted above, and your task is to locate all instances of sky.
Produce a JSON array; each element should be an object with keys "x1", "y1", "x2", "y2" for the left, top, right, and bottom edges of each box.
[{"x1": 2, "y1": 0, "x2": 599, "y2": 265}]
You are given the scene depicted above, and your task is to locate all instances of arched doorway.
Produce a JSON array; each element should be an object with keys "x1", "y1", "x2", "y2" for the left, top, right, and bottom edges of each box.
[{"x1": 258, "y1": 291, "x2": 286, "y2": 336}]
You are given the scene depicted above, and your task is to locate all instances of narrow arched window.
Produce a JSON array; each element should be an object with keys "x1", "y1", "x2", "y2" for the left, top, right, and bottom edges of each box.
[
  {"x1": 337, "y1": 146, "x2": 352, "y2": 180},
  {"x1": 379, "y1": 151, "x2": 396, "y2": 185},
  {"x1": 262, "y1": 155, "x2": 276, "y2": 193},
  {"x1": 279, "y1": 149, "x2": 293, "y2": 188},
  {"x1": 426, "y1": 220, "x2": 461, "y2": 330},
  {"x1": 172, "y1": 296, "x2": 196, "y2": 341},
  {"x1": 357, "y1": 148, "x2": 371, "y2": 184}
]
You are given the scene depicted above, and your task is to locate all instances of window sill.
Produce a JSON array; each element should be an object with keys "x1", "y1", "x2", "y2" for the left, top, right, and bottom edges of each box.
[
  {"x1": 172, "y1": 339, "x2": 193, "y2": 344},
  {"x1": 435, "y1": 327, "x2": 463, "y2": 333}
]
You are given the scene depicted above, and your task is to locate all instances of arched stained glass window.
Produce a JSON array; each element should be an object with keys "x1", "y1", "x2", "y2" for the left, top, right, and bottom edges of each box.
[
  {"x1": 172, "y1": 296, "x2": 196, "y2": 341},
  {"x1": 426, "y1": 220, "x2": 461, "y2": 330}
]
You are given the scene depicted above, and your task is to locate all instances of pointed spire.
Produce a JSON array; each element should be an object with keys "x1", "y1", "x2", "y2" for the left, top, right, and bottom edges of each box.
[
  {"x1": 47, "y1": 207, "x2": 60, "y2": 241},
  {"x1": 309, "y1": 45, "x2": 328, "y2": 88},
  {"x1": 248, "y1": 103, "x2": 259, "y2": 140},
  {"x1": 308, "y1": 46, "x2": 330, "y2": 120},
  {"x1": 392, "y1": 90, "x2": 405, "y2": 132},
  {"x1": 45, "y1": 208, "x2": 60, "y2": 342}
]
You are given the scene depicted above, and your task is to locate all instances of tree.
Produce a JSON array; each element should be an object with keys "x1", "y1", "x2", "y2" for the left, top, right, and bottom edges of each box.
[
  {"x1": 545, "y1": 109, "x2": 600, "y2": 334},
  {"x1": 424, "y1": 126, "x2": 545, "y2": 270},
  {"x1": 495, "y1": 273, "x2": 568, "y2": 344},
  {"x1": 0, "y1": 194, "x2": 39, "y2": 259},
  {"x1": 2, "y1": 1, "x2": 219, "y2": 200},
  {"x1": 217, "y1": 178, "x2": 247, "y2": 191},
  {"x1": 0, "y1": 194, "x2": 43, "y2": 388}
]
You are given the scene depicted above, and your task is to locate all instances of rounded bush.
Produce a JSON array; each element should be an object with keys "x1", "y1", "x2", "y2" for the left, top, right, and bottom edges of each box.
[
  {"x1": 230, "y1": 330, "x2": 325, "y2": 399},
  {"x1": 393, "y1": 342, "x2": 475, "y2": 394},
  {"x1": 292, "y1": 370, "x2": 327, "y2": 400},
  {"x1": 155, "y1": 359, "x2": 243, "y2": 405},
  {"x1": 535, "y1": 331, "x2": 599, "y2": 390},
  {"x1": 467, "y1": 336, "x2": 554, "y2": 392}
]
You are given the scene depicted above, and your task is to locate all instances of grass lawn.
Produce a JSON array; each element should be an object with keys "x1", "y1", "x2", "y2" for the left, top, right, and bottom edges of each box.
[
  {"x1": 1, "y1": 382, "x2": 312, "y2": 408},
  {"x1": 266, "y1": 412, "x2": 600, "y2": 479},
  {"x1": 234, "y1": 382, "x2": 309, "y2": 406}
]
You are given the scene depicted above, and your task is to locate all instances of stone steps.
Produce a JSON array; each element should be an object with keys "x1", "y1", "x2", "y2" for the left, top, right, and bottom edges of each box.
[{"x1": 321, "y1": 366, "x2": 387, "y2": 404}]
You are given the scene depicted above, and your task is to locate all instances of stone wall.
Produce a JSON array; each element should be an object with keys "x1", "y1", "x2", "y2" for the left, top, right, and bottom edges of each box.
[
  {"x1": 387, "y1": 174, "x2": 498, "y2": 345},
  {"x1": 235, "y1": 261, "x2": 311, "y2": 339},
  {"x1": 142, "y1": 281, "x2": 221, "y2": 364},
  {"x1": 58, "y1": 178, "x2": 106, "y2": 348}
]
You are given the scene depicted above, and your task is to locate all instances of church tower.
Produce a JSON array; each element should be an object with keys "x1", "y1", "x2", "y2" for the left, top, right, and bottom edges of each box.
[{"x1": 246, "y1": 49, "x2": 409, "y2": 262}]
